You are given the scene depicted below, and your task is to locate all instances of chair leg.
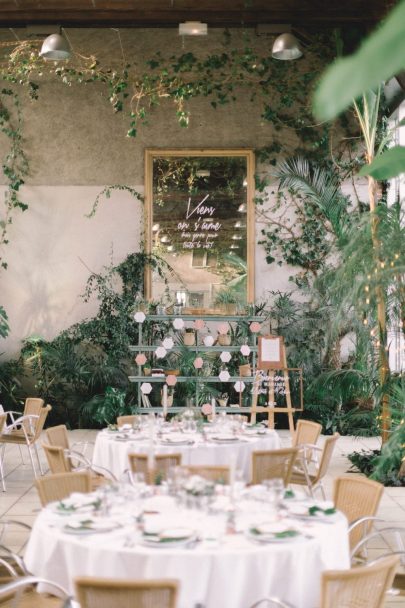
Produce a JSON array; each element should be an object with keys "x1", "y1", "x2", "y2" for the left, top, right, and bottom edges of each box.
[
  {"x1": 18, "y1": 445, "x2": 25, "y2": 464},
  {"x1": 27, "y1": 445, "x2": 38, "y2": 478},
  {"x1": 34, "y1": 443, "x2": 44, "y2": 476},
  {"x1": 318, "y1": 480, "x2": 326, "y2": 500},
  {"x1": 0, "y1": 444, "x2": 6, "y2": 491}
]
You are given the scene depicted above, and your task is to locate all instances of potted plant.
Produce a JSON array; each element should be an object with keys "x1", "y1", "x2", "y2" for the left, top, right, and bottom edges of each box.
[
  {"x1": 218, "y1": 330, "x2": 231, "y2": 346},
  {"x1": 143, "y1": 362, "x2": 152, "y2": 376},
  {"x1": 214, "y1": 288, "x2": 239, "y2": 315},
  {"x1": 183, "y1": 327, "x2": 196, "y2": 346}
]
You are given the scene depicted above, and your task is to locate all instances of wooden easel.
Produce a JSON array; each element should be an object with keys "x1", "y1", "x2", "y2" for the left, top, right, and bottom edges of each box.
[{"x1": 250, "y1": 335, "x2": 296, "y2": 433}]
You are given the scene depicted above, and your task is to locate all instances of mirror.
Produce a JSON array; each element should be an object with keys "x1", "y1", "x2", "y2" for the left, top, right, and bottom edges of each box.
[{"x1": 145, "y1": 149, "x2": 255, "y2": 312}]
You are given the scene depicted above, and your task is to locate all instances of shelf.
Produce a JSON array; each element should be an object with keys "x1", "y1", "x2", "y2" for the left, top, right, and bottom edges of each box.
[
  {"x1": 141, "y1": 314, "x2": 263, "y2": 322},
  {"x1": 129, "y1": 345, "x2": 258, "y2": 353},
  {"x1": 129, "y1": 375, "x2": 256, "y2": 383}
]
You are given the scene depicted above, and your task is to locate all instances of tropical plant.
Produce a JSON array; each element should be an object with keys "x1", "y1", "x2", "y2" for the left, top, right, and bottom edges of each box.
[
  {"x1": 313, "y1": 0, "x2": 405, "y2": 440},
  {"x1": 80, "y1": 386, "x2": 130, "y2": 427}
]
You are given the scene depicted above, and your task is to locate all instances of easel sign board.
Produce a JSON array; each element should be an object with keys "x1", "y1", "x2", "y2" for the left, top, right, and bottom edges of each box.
[{"x1": 258, "y1": 335, "x2": 284, "y2": 369}]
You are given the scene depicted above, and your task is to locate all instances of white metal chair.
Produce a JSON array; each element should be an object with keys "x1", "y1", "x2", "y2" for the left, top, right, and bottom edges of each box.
[
  {"x1": 0, "y1": 575, "x2": 72, "y2": 606},
  {"x1": 290, "y1": 433, "x2": 340, "y2": 499},
  {"x1": 0, "y1": 405, "x2": 51, "y2": 490}
]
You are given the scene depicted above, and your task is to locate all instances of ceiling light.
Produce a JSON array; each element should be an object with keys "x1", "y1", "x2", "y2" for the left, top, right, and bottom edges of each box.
[
  {"x1": 272, "y1": 33, "x2": 302, "y2": 61},
  {"x1": 152, "y1": 223, "x2": 160, "y2": 232},
  {"x1": 238, "y1": 203, "x2": 247, "y2": 213},
  {"x1": 160, "y1": 235, "x2": 170, "y2": 243},
  {"x1": 40, "y1": 32, "x2": 71, "y2": 60},
  {"x1": 230, "y1": 244, "x2": 239, "y2": 249},
  {"x1": 196, "y1": 169, "x2": 210, "y2": 177},
  {"x1": 179, "y1": 22, "x2": 208, "y2": 36},
  {"x1": 234, "y1": 221, "x2": 245, "y2": 228}
]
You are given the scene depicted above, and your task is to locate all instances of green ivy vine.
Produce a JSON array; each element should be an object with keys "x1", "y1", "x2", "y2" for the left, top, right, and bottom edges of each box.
[{"x1": 0, "y1": 87, "x2": 29, "y2": 269}]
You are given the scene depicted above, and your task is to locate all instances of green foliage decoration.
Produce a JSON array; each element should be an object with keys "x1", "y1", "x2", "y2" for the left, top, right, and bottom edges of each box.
[{"x1": 0, "y1": 88, "x2": 29, "y2": 270}]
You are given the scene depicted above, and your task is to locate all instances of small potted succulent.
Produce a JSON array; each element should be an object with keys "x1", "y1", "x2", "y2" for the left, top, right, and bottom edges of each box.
[{"x1": 143, "y1": 362, "x2": 152, "y2": 376}]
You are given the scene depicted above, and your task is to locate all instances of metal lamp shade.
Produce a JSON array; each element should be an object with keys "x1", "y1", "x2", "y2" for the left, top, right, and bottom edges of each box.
[
  {"x1": 40, "y1": 33, "x2": 70, "y2": 60},
  {"x1": 272, "y1": 33, "x2": 302, "y2": 60}
]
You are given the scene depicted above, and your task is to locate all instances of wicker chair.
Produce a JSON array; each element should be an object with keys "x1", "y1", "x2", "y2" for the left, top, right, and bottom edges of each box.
[
  {"x1": 45, "y1": 424, "x2": 93, "y2": 459},
  {"x1": 321, "y1": 554, "x2": 399, "y2": 608},
  {"x1": 292, "y1": 419, "x2": 322, "y2": 464},
  {"x1": 0, "y1": 575, "x2": 71, "y2": 607},
  {"x1": 42, "y1": 443, "x2": 116, "y2": 488},
  {"x1": 350, "y1": 526, "x2": 405, "y2": 597},
  {"x1": 290, "y1": 433, "x2": 340, "y2": 499},
  {"x1": 35, "y1": 471, "x2": 92, "y2": 506},
  {"x1": 334, "y1": 475, "x2": 384, "y2": 552},
  {"x1": 0, "y1": 404, "x2": 51, "y2": 489},
  {"x1": 128, "y1": 453, "x2": 182, "y2": 485},
  {"x1": 75, "y1": 577, "x2": 178, "y2": 608},
  {"x1": 116, "y1": 415, "x2": 137, "y2": 427},
  {"x1": 180, "y1": 465, "x2": 230, "y2": 484},
  {"x1": 251, "y1": 447, "x2": 299, "y2": 486}
]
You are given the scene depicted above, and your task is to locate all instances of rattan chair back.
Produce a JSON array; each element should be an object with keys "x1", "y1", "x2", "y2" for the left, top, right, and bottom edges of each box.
[
  {"x1": 128, "y1": 453, "x2": 182, "y2": 485},
  {"x1": 321, "y1": 554, "x2": 399, "y2": 608},
  {"x1": 35, "y1": 471, "x2": 92, "y2": 506},
  {"x1": 334, "y1": 475, "x2": 384, "y2": 552},
  {"x1": 116, "y1": 415, "x2": 137, "y2": 427},
  {"x1": 45, "y1": 424, "x2": 70, "y2": 449},
  {"x1": 43, "y1": 444, "x2": 72, "y2": 474},
  {"x1": 75, "y1": 577, "x2": 178, "y2": 608},
  {"x1": 315, "y1": 433, "x2": 340, "y2": 482},
  {"x1": 252, "y1": 447, "x2": 299, "y2": 486},
  {"x1": 292, "y1": 419, "x2": 322, "y2": 448}
]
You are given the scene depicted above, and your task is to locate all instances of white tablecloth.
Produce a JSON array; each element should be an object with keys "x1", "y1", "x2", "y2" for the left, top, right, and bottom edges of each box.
[
  {"x1": 93, "y1": 429, "x2": 281, "y2": 481},
  {"x1": 25, "y1": 493, "x2": 350, "y2": 608}
]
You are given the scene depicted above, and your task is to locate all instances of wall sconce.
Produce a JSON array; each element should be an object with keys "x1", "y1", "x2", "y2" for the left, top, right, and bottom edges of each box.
[
  {"x1": 40, "y1": 31, "x2": 71, "y2": 60},
  {"x1": 272, "y1": 33, "x2": 303, "y2": 60}
]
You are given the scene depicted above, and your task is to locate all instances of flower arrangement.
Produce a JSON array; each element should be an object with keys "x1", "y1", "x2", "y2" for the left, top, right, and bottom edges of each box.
[{"x1": 183, "y1": 475, "x2": 215, "y2": 497}]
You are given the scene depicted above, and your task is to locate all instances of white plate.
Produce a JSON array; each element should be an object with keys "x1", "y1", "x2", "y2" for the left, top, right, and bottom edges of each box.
[
  {"x1": 63, "y1": 519, "x2": 121, "y2": 535},
  {"x1": 286, "y1": 503, "x2": 337, "y2": 520},
  {"x1": 211, "y1": 435, "x2": 238, "y2": 443},
  {"x1": 247, "y1": 524, "x2": 301, "y2": 543},
  {"x1": 141, "y1": 527, "x2": 195, "y2": 548},
  {"x1": 160, "y1": 439, "x2": 193, "y2": 446}
]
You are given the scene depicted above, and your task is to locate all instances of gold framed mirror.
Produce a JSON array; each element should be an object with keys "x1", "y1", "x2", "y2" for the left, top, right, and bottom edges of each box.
[{"x1": 145, "y1": 149, "x2": 255, "y2": 313}]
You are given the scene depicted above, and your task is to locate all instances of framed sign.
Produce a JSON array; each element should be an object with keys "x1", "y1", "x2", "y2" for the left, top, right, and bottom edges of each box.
[
  {"x1": 145, "y1": 149, "x2": 255, "y2": 310},
  {"x1": 258, "y1": 335, "x2": 284, "y2": 370}
]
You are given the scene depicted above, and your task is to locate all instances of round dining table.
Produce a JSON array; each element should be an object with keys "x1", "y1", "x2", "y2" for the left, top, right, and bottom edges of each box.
[
  {"x1": 24, "y1": 488, "x2": 350, "y2": 608},
  {"x1": 92, "y1": 426, "x2": 281, "y2": 481}
]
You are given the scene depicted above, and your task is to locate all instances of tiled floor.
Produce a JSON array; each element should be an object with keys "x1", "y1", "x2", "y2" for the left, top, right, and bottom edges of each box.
[{"x1": 1, "y1": 430, "x2": 404, "y2": 605}]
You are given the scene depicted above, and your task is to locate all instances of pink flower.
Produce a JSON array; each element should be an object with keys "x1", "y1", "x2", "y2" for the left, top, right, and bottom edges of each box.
[
  {"x1": 194, "y1": 319, "x2": 205, "y2": 330},
  {"x1": 201, "y1": 403, "x2": 213, "y2": 416},
  {"x1": 250, "y1": 322, "x2": 261, "y2": 333}
]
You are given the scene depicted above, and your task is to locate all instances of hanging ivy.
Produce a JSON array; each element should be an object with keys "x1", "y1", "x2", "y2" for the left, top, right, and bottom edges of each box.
[{"x1": 0, "y1": 87, "x2": 29, "y2": 269}]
